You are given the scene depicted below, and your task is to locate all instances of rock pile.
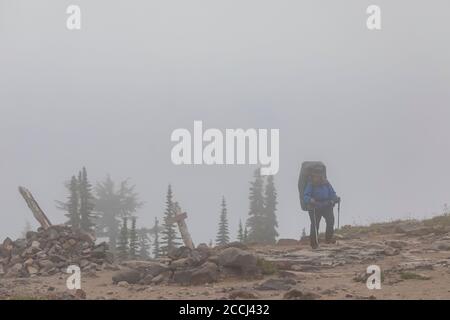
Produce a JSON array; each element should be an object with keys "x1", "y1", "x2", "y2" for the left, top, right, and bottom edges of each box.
[
  {"x1": 0, "y1": 225, "x2": 113, "y2": 278},
  {"x1": 113, "y1": 242, "x2": 262, "y2": 286}
]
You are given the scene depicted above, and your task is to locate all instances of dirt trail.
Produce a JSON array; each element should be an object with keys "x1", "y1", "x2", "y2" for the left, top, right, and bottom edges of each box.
[{"x1": 1, "y1": 229, "x2": 449, "y2": 300}]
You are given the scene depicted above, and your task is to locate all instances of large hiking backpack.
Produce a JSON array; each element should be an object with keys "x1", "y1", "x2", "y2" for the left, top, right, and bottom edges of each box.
[{"x1": 298, "y1": 161, "x2": 327, "y2": 211}]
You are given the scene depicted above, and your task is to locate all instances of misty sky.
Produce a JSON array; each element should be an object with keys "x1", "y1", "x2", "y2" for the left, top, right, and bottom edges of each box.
[{"x1": 1, "y1": 1, "x2": 449, "y2": 243}]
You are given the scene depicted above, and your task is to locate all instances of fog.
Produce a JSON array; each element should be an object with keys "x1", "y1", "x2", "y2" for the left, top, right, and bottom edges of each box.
[{"x1": 1, "y1": 0, "x2": 449, "y2": 243}]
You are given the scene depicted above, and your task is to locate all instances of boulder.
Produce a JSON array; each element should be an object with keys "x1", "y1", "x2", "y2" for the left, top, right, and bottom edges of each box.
[
  {"x1": 218, "y1": 247, "x2": 258, "y2": 274},
  {"x1": 150, "y1": 270, "x2": 172, "y2": 285},
  {"x1": 255, "y1": 278, "x2": 296, "y2": 291},
  {"x1": 121, "y1": 261, "x2": 169, "y2": 278},
  {"x1": 168, "y1": 246, "x2": 192, "y2": 260},
  {"x1": 173, "y1": 262, "x2": 219, "y2": 285},
  {"x1": 112, "y1": 268, "x2": 141, "y2": 284},
  {"x1": 190, "y1": 262, "x2": 219, "y2": 285},
  {"x1": 170, "y1": 258, "x2": 194, "y2": 270}
]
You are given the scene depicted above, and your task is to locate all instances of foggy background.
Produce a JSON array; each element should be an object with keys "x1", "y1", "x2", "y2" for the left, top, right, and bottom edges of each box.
[{"x1": 1, "y1": 0, "x2": 449, "y2": 243}]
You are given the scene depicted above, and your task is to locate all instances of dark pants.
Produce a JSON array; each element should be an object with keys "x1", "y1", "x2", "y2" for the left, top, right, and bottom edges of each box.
[{"x1": 308, "y1": 206, "x2": 334, "y2": 248}]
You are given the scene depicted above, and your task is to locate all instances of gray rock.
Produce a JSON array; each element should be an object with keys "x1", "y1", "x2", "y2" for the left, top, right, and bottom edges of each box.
[
  {"x1": 122, "y1": 261, "x2": 169, "y2": 278},
  {"x1": 173, "y1": 262, "x2": 219, "y2": 285},
  {"x1": 385, "y1": 240, "x2": 409, "y2": 249},
  {"x1": 6, "y1": 263, "x2": 23, "y2": 278},
  {"x1": 218, "y1": 247, "x2": 258, "y2": 274},
  {"x1": 229, "y1": 289, "x2": 260, "y2": 299},
  {"x1": 431, "y1": 241, "x2": 450, "y2": 251},
  {"x1": 190, "y1": 262, "x2": 219, "y2": 285},
  {"x1": 38, "y1": 259, "x2": 55, "y2": 269},
  {"x1": 283, "y1": 288, "x2": 321, "y2": 300},
  {"x1": 168, "y1": 246, "x2": 192, "y2": 260},
  {"x1": 170, "y1": 258, "x2": 194, "y2": 269},
  {"x1": 151, "y1": 270, "x2": 172, "y2": 284},
  {"x1": 172, "y1": 269, "x2": 193, "y2": 285},
  {"x1": 112, "y1": 268, "x2": 141, "y2": 284},
  {"x1": 255, "y1": 278, "x2": 296, "y2": 291}
]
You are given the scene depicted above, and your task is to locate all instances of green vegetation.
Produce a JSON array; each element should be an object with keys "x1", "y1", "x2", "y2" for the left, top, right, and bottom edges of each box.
[{"x1": 257, "y1": 258, "x2": 278, "y2": 275}]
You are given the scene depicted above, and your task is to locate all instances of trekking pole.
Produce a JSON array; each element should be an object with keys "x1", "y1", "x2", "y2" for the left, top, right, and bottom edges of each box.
[{"x1": 337, "y1": 199, "x2": 341, "y2": 230}]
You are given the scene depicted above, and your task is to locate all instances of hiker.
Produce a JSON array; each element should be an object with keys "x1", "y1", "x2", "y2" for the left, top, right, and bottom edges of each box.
[{"x1": 303, "y1": 169, "x2": 340, "y2": 249}]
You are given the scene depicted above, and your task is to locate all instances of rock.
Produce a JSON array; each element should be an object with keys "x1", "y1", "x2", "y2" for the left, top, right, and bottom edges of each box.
[
  {"x1": 31, "y1": 241, "x2": 40, "y2": 249},
  {"x1": 25, "y1": 231, "x2": 38, "y2": 241},
  {"x1": 431, "y1": 241, "x2": 450, "y2": 251},
  {"x1": 278, "y1": 271, "x2": 297, "y2": 278},
  {"x1": 24, "y1": 258, "x2": 34, "y2": 266},
  {"x1": 168, "y1": 246, "x2": 192, "y2": 260},
  {"x1": 38, "y1": 260, "x2": 55, "y2": 270},
  {"x1": 277, "y1": 239, "x2": 300, "y2": 246},
  {"x1": 255, "y1": 278, "x2": 296, "y2": 291},
  {"x1": 74, "y1": 289, "x2": 87, "y2": 299},
  {"x1": 26, "y1": 266, "x2": 39, "y2": 275},
  {"x1": 6, "y1": 263, "x2": 23, "y2": 278},
  {"x1": 283, "y1": 288, "x2": 321, "y2": 300},
  {"x1": 197, "y1": 243, "x2": 212, "y2": 254},
  {"x1": 112, "y1": 268, "x2": 141, "y2": 284},
  {"x1": 46, "y1": 228, "x2": 60, "y2": 241},
  {"x1": 396, "y1": 226, "x2": 435, "y2": 236},
  {"x1": 121, "y1": 261, "x2": 168, "y2": 278},
  {"x1": 172, "y1": 269, "x2": 193, "y2": 285},
  {"x1": 385, "y1": 240, "x2": 409, "y2": 249},
  {"x1": 151, "y1": 270, "x2": 172, "y2": 284},
  {"x1": 170, "y1": 258, "x2": 194, "y2": 269},
  {"x1": 172, "y1": 262, "x2": 219, "y2": 285},
  {"x1": 222, "y1": 241, "x2": 248, "y2": 250},
  {"x1": 397, "y1": 261, "x2": 434, "y2": 271},
  {"x1": 2, "y1": 225, "x2": 113, "y2": 279},
  {"x1": 229, "y1": 289, "x2": 260, "y2": 299},
  {"x1": 117, "y1": 281, "x2": 129, "y2": 287},
  {"x1": 218, "y1": 247, "x2": 258, "y2": 274},
  {"x1": 383, "y1": 247, "x2": 399, "y2": 256},
  {"x1": 190, "y1": 262, "x2": 219, "y2": 285}
]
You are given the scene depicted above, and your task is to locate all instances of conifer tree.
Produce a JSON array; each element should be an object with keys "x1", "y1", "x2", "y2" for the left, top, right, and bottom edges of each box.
[
  {"x1": 94, "y1": 175, "x2": 142, "y2": 252},
  {"x1": 152, "y1": 217, "x2": 161, "y2": 258},
  {"x1": 138, "y1": 229, "x2": 151, "y2": 260},
  {"x1": 216, "y1": 197, "x2": 230, "y2": 245},
  {"x1": 262, "y1": 175, "x2": 279, "y2": 244},
  {"x1": 128, "y1": 216, "x2": 138, "y2": 260},
  {"x1": 79, "y1": 167, "x2": 96, "y2": 233},
  {"x1": 117, "y1": 217, "x2": 129, "y2": 261},
  {"x1": 161, "y1": 185, "x2": 180, "y2": 255},
  {"x1": 237, "y1": 219, "x2": 244, "y2": 243},
  {"x1": 246, "y1": 169, "x2": 266, "y2": 243},
  {"x1": 67, "y1": 176, "x2": 80, "y2": 229}
]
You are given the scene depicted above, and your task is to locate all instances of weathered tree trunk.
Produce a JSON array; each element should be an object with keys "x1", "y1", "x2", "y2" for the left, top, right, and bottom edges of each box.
[
  {"x1": 18, "y1": 186, "x2": 52, "y2": 229},
  {"x1": 169, "y1": 208, "x2": 195, "y2": 250}
]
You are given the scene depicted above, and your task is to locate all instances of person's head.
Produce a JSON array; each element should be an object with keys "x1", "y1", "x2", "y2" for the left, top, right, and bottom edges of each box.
[{"x1": 311, "y1": 170, "x2": 325, "y2": 185}]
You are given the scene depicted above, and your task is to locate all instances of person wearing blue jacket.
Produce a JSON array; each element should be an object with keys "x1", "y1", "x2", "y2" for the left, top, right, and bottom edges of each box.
[{"x1": 304, "y1": 170, "x2": 340, "y2": 249}]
